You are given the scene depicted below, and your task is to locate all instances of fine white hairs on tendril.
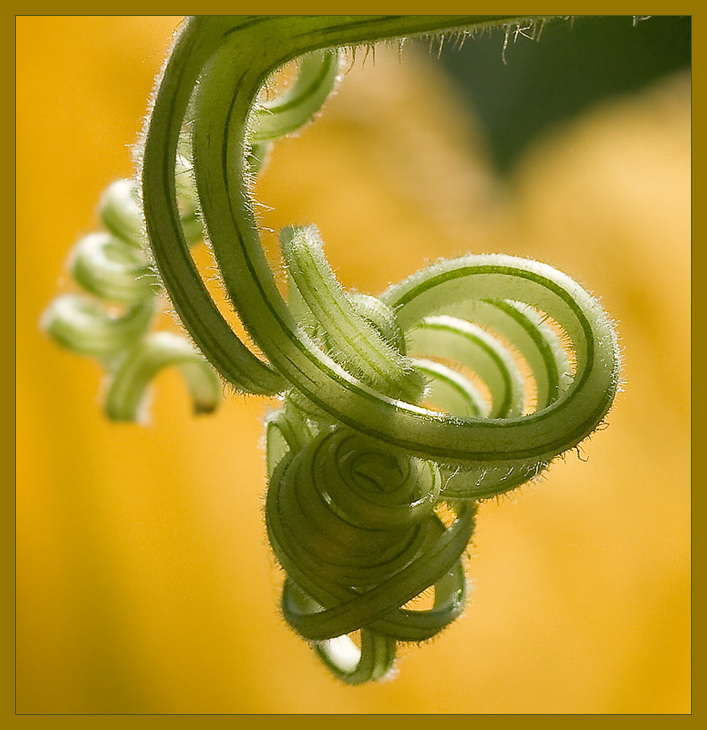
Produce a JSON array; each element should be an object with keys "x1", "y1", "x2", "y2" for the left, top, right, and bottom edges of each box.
[{"x1": 44, "y1": 15, "x2": 620, "y2": 684}]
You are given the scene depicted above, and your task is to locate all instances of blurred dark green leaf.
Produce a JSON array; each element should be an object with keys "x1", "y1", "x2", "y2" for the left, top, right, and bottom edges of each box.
[{"x1": 432, "y1": 15, "x2": 691, "y2": 174}]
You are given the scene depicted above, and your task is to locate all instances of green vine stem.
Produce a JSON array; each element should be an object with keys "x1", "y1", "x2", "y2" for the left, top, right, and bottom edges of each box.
[{"x1": 46, "y1": 16, "x2": 621, "y2": 684}]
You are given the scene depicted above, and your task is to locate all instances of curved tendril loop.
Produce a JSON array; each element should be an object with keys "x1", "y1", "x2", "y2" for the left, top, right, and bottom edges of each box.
[
  {"x1": 266, "y1": 426, "x2": 474, "y2": 682},
  {"x1": 137, "y1": 15, "x2": 620, "y2": 682},
  {"x1": 105, "y1": 331, "x2": 221, "y2": 422}
]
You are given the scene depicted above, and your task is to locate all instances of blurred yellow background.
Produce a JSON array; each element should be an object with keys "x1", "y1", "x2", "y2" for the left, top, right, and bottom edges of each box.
[{"x1": 16, "y1": 17, "x2": 690, "y2": 713}]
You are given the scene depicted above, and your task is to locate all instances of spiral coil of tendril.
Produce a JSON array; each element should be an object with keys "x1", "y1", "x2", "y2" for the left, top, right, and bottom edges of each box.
[
  {"x1": 133, "y1": 17, "x2": 620, "y2": 682},
  {"x1": 266, "y1": 421, "x2": 476, "y2": 683},
  {"x1": 40, "y1": 161, "x2": 222, "y2": 422},
  {"x1": 262, "y1": 222, "x2": 619, "y2": 682},
  {"x1": 48, "y1": 16, "x2": 621, "y2": 684}
]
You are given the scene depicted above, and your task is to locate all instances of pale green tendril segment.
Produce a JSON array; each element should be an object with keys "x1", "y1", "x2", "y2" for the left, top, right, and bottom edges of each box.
[
  {"x1": 46, "y1": 15, "x2": 621, "y2": 684},
  {"x1": 41, "y1": 171, "x2": 218, "y2": 422}
]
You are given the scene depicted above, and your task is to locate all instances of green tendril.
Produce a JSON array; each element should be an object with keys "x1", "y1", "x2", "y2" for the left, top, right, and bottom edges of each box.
[
  {"x1": 69, "y1": 232, "x2": 157, "y2": 305},
  {"x1": 105, "y1": 331, "x2": 221, "y2": 422},
  {"x1": 46, "y1": 15, "x2": 621, "y2": 684},
  {"x1": 250, "y1": 49, "x2": 341, "y2": 143},
  {"x1": 43, "y1": 45, "x2": 339, "y2": 421},
  {"x1": 41, "y1": 174, "x2": 214, "y2": 421},
  {"x1": 42, "y1": 294, "x2": 155, "y2": 357},
  {"x1": 281, "y1": 225, "x2": 426, "y2": 403}
]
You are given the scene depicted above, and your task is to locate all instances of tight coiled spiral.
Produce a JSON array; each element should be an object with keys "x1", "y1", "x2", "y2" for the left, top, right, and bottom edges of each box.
[
  {"x1": 133, "y1": 18, "x2": 619, "y2": 681},
  {"x1": 41, "y1": 168, "x2": 220, "y2": 422},
  {"x1": 263, "y1": 225, "x2": 619, "y2": 682},
  {"x1": 45, "y1": 16, "x2": 621, "y2": 685},
  {"x1": 266, "y1": 422, "x2": 475, "y2": 683}
]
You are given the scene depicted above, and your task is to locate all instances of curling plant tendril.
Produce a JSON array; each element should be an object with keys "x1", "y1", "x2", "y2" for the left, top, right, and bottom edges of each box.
[{"x1": 43, "y1": 16, "x2": 620, "y2": 685}]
